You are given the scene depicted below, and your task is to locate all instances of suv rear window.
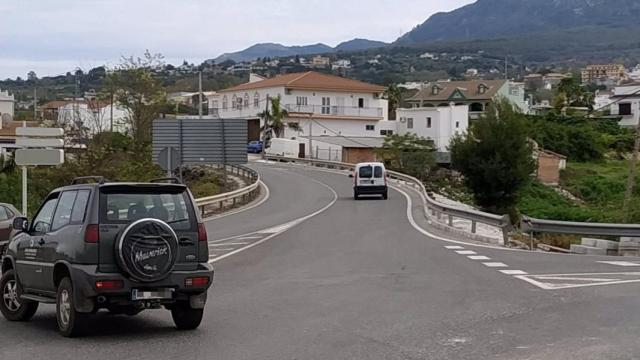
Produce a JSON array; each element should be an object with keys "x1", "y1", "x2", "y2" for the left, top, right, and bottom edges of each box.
[
  {"x1": 359, "y1": 166, "x2": 373, "y2": 178},
  {"x1": 100, "y1": 191, "x2": 195, "y2": 230}
]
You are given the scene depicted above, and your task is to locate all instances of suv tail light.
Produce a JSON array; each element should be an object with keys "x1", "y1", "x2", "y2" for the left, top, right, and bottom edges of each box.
[
  {"x1": 85, "y1": 224, "x2": 99, "y2": 243},
  {"x1": 185, "y1": 276, "x2": 209, "y2": 287},
  {"x1": 95, "y1": 280, "x2": 123, "y2": 290},
  {"x1": 198, "y1": 223, "x2": 208, "y2": 242}
]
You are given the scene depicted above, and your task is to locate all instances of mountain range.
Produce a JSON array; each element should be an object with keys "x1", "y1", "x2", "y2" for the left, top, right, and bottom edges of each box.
[
  {"x1": 213, "y1": 0, "x2": 640, "y2": 64},
  {"x1": 214, "y1": 39, "x2": 388, "y2": 63}
]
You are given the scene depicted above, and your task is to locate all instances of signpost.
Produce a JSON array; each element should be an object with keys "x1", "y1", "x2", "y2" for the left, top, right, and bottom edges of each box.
[
  {"x1": 14, "y1": 127, "x2": 64, "y2": 216},
  {"x1": 158, "y1": 147, "x2": 181, "y2": 177}
]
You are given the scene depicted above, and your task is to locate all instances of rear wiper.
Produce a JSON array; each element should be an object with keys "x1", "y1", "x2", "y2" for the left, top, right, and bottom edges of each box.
[{"x1": 167, "y1": 218, "x2": 189, "y2": 224}]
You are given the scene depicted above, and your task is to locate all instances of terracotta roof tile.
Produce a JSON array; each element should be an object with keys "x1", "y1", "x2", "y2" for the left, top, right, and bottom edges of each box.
[{"x1": 219, "y1": 71, "x2": 385, "y2": 93}]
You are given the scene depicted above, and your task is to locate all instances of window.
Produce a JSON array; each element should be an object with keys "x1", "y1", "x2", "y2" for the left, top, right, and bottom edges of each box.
[
  {"x1": 322, "y1": 97, "x2": 331, "y2": 114},
  {"x1": 222, "y1": 96, "x2": 228, "y2": 110},
  {"x1": 380, "y1": 130, "x2": 394, "y2": 136},
  {"x1": 366, "y1": 125, "x2": 375, "y2": 131},
  {"x1": 374, "y1": 166, "x2": 383, "y2": 179},
  {"x1": 456, "y1": 121, "x2": 460, "y2": 129},
  {"x1": 432, "y1": 86, "x2": 440, "y2": 95},
  {"x1": 358, "y1": 98, "x2": 365, "y2": 108},
  {"x1": 478, "y1": 85, "x2": 487, "y2": 94},
  {"x1": 426, "y1": 117, "x2": 432, "y2": 128},
  {"x1": 32, "y1": 196, "x2": 59, "y2": 234},
  {"x1": 232, "y1": 95, "x2": 238, "y2": 109},
  {"x1": 71, "y1": 190, "x2": 90, "y2": 223},
  {"x1": 407, "y1": 118, "x2": 414, "y2": 129},
  {"x1": 296, "y1": 96, "x2": 308, "y2": 106},
  {"x1": 244, "y1": 93, "x2": 249, "y2": 108},
  {"x1": 254, "y1": 93, "x2": 260, "y2": 108},
  {"x1": 101, "y1": 191, "x2": 194, "y2": 231},
  {"x1": 51, "y1": 191, "x2": 77, "y2": 231},
  {"x1": 0, "y1": 206, "x2": 8, "y2": 221},
  {"x1": 359, "y1": 166, "x2": 373, "y2": 178},
  {"x1": 619, "y1": 103, "x2": 632, "y2": 116}
]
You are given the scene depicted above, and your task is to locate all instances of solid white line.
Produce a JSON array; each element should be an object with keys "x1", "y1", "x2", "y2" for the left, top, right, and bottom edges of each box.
[
  {"x1": 208, "y1": 242, "x2": 249, "y2": 247},
  {"x1": 204, "y1": 180, "x2": 271, "y2": 221},
  {"x1": 233, "y1": 236, "x2": 263, "y2": 240},
  {"x1": 597, "y1": 261, "x2": 640, "y2": 267},
  {"x1": 534, "y1": 276, "x2": 620, "y2": 282},
  {"x1": 483, "y1": 262, "x2": 508, "y2": 268},
  {"x1": 456, "y1": 250, "x2": 477, "y2": 255},
  {"x1": 468, "y1": 255, "x2": 491, "y2": 260},
  {"x1": 500, "y1": 270, "x2": 528, "y2": 275},
  {"x1": 209, "y1": 176, "x2": 339, "y2": 264},
  {"x1": 445, "y1": 246, "x2": 465, "y2": 250}
]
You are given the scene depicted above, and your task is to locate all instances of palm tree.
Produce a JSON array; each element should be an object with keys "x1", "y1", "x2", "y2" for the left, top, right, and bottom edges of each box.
[
  {"x1": 259, "y1": 96, "x2": 289, "y2": 138},
  {"x1": 384, "y1": 84, "x2": 402, "y2": 120}
]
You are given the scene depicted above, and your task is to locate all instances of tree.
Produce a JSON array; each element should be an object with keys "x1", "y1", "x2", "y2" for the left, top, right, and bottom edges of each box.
[
  {"x1": 384, "y1": 84, "x2": 401, "y2": 120},
  {"x1": 259, "y1": 96, "x2": 289, "y2": 138},
  {"x1": 554, "y1": 77, "x2": 594, "y2": 112},
  {"x1": 27, "y1": 71, "x2": 37, "y2": 82},
  {"x1": 450, "y1": 99, "x2": 536, "y2": 219},
  {"x1": 103, "y1": 51, "x2": 166, "y2": 144},
  {"x1": 375, "y1": 133, "x2": 435, "y2": 179}
]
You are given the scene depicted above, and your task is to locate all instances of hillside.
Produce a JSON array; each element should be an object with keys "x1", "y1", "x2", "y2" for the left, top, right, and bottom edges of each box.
[
  {"x1": 397, "y1": 0, "x2": 640, "y2": 44},
  {"x1": 213, "y1": 38, "x2": 387, "y2": 63}
]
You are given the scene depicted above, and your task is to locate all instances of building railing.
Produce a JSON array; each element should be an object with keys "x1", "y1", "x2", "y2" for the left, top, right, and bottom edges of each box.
[
  {"x1": 284, "y1": 104, "x2": 383, "y2": 118},
  {"x1": 194, "y1": 164, "x2": 261, "y2": 217}
]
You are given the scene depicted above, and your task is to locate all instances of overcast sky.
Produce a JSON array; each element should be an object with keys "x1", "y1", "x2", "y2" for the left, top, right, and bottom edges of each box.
[{"x1": 1, "y1": 0, "x2": 474, "y2": 79}]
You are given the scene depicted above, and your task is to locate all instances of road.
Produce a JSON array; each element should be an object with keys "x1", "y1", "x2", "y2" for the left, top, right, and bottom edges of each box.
[{"x1": 2, "y1": 162, "x2": 640, "y2": 359}]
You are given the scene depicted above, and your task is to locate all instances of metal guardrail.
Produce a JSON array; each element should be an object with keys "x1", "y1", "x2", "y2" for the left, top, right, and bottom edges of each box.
[
  {"x1": 521, "y1": 216, "x2": 640, "y2": 238},
  {"x1": 194, "y1": 164, "x2": 260, "y2": 217},
  {"x1": 265, "y1": 156, "x2": 511, "y2": 242}
]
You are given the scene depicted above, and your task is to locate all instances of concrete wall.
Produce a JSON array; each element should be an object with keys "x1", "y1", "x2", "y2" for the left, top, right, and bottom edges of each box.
[
  {"x1": 343, "y1": 148, "x2": 377, "y2": 164},
  {"x1": 57, "y1": 103, "x2": 129, "y2": 135},
  {"x1": 611, "y1": 85, "x2": 640, "y2": 128},
  {"x1": 538, "y1": 153, "x2": 562, "y2": 185}
]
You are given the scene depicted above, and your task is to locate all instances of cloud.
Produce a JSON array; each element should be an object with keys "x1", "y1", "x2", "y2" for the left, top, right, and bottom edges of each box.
[{"x1": 1, "y1": 0, "x2": 474, "y2": 78}]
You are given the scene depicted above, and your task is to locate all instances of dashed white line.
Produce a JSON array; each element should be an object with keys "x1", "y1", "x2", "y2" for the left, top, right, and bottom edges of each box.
[
  {"x1": 468, "y1": 255, "x2": 491, "y2": 260},
  {"x1": 456, "y1": 250, "x2": 477, "y2": 255},
  {"x1": 445, "y1": 246, "x2": 465, "y2": 250},
  {"x1": 483, "y1": 262, "x2": 508, "y2": 268},
  {"x1": 597, "y1": 261, "x2": 640, "y2": 267},
  {"x1": 500, "y1": 270, "x2": 528, "y2": 275},
  {"x1": 209, "y1": 242, "x2": 249, "y2": 247}
]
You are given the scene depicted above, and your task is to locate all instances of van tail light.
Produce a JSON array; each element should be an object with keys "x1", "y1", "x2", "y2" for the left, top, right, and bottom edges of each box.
[
  {"x1": 384, "y1": 173, "x2": 388, "y2": 186},
  {"x1": 84, "y1": 224, "x2": 100, "y2": 243},
  {"x1": 354, "y1": 172, "x2": 358, "y2": 185},
  {"x1": 198, "y1": 223, "x2": 208, "y2": 242}
]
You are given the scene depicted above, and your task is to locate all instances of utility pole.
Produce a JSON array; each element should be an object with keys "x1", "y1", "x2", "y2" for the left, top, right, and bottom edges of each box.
[
  {"x1": 198, "y1": 71, "x2": 203, "y2": 120},
  {"x1": 261, "y1": 95, "x2": 270, "y2": 160},
  {"x1": 22, "y1": 88, "x2": 37, "y2": 216},
  {"x1": 110, "y1": 89, "x2": 114, "y2": 132},
  {"x1": 623, "y1": 104, "x2": 640, "y2": 221},
  {"x1": 504, "y1": 55, "x2": 508, "y2": 80}
]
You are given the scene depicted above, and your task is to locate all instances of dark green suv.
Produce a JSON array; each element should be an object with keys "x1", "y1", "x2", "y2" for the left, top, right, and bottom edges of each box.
[{"x1": 0, "y1": 177, "x2": 213, "y2": 337}]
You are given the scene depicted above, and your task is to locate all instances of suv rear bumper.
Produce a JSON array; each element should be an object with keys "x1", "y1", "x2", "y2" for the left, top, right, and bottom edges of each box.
[
  {"x1": 354, "y1": 185, "x2": 388, "y2": 195},
  {"x1": 69, "y1": 263, "x2": 214, "y2": 312}
]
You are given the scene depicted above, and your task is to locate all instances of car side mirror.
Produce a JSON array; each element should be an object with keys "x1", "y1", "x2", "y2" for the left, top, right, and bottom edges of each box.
[
  {"x1": 13, "y1": 217, "x2": 28, "y2": 232},
  {"x1": 348, "y1": 174, "x2": 354, "y2": 178}
]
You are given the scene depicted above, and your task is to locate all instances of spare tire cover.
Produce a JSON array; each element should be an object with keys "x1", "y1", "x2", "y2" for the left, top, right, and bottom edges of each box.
[{"x1": 116, "y1": 218, "x2": 179, "y2": 282}]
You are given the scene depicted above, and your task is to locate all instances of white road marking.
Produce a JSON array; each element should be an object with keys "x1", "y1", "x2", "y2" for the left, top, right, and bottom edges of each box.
[
  {"x1": 456, "y1": 250, "x2": 477, "y2": 255},
  {"x1": 597, "y1": 261, "x2": 640, "y2": 267},
  {"x1": 208, "y1": 242, "x2": 249, "y2": 247},
  {"x1": 500, "y1": 270, "x2": 528, "y2": 275},
  {"x1": 209, "y1": 176, "x2": 339, "y2": 263},
  {"x1": 514, "y1": 272, "x2": 640, "y2": 290},
  {"x1": 233, "y1": 236, "x2": 263, "y2": 240},
  {"x1": 468, "y1": 255, "x2": 491, "y2": 260},
  {"x1": 483, "y1": 262, "x2": 508, "y2": 268},
  {"x1": 445, "y1": 246, "x2": 465, "y2": 250}
]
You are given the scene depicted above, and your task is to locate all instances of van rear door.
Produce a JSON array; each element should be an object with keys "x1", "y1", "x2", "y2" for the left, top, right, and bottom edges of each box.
[{"x1": 372, "y1": 165, "x2": 386, "y2": 187}]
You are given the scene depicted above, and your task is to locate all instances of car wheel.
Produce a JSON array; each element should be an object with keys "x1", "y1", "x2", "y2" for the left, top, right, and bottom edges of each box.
[
  {"x1": 56, "y1": 277, "x2": 88, "y2": 337},
  {"x1": 171, "y1": 301, "x2": 204, "y2": 330},
  {"x1": 0, "y1": 270, "x2": 38, "y2": 321}
]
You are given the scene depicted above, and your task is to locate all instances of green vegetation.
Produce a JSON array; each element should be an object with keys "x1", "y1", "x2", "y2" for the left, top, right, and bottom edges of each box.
[
  {"x1": 375, "y1": 133, "x2": 435, "y2": 180},
  {"x1": 450, "y1": 100, "x2": 536, "y2": 220}
]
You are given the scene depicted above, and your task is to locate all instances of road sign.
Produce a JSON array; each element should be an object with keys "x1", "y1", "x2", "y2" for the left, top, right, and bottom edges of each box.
[
  {"x1": 15, "y1": 138, "x2": 64, "y2": 148},
  {"x1": 15, "y1": 149, "x2": 64, "y2": 166},
  {"x1": 16, "y1": 127, "x2": 64, "y2": 137},
  {"x1": 158, "y1": 147, "x2": 181, "y2": 172}
]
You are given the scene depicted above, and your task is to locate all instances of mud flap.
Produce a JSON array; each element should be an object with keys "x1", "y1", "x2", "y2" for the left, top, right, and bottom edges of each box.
[{"x1": 189, "y1": 292, "x2": 207, "y2": 309}]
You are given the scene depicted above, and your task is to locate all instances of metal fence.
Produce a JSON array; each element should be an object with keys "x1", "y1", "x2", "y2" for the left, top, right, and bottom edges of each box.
[{"x1": 194, "y1": 164, "x2": 261, "y2": 217}]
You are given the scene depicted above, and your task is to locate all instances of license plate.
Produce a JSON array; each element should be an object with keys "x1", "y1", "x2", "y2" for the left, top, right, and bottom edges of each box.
[
  {"x1": 131, "y1": 288, "x2": 174, "y2": 301},
  {"x1": 360, "y1": 180, "x2": 373, "y2": 184}
]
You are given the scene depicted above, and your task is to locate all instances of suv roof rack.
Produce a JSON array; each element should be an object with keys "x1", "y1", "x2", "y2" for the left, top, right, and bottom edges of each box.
[
  {"x1": 71, "y1": 176, "x2": 108, "y2": 185},
  {"x1": 149, "y1": 177, "x2": 182, "y2": 184}
]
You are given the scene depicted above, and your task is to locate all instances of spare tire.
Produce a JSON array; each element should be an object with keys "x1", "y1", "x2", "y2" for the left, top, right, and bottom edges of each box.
[{"x1": 116, "y1": 218, "x2": 179, "y2": 283}]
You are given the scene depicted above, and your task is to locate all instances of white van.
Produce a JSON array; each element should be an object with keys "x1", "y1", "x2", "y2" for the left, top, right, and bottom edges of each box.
[
  {"x1": 265, "y1": 138, "x2": 299, "y2": 157},
  {"x1": 350, "y1": 162, "x2": 388, "y2": 200}
]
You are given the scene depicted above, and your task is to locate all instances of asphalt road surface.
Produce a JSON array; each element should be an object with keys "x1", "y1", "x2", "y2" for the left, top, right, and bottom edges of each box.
[{"x1": 2, "y1": 162, "x2": 640, "y2": 360}]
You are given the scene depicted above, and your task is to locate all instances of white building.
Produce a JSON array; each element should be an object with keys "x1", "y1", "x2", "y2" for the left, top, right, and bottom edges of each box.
[
  {"x1": 214, "y1": 71, "x2": 392, "y2": 145},
  {"x1": 629, "y1": 65, "x2": 640, "y2": 82},
  {"x1": 332, "y1": 59, "x2": 352, "y2": 70},
  {"x1": 311, "y1": 56, "x2": 331, "y2": 68},
  {"x1": 56, "y1": 100, "x2": 129, "y2": 135},
  {"x1": 396, "y1": 105, "x2": 469, "y2": 152},
  {"x1": 594, "y1": 90, "x2": 615, "y2": 112},
  {"x1": 0, "y1": 89, "x2": 15, "y2": 121},
  {"x1": 610, "y1": 85, "x2": 640, "y2": 128}
]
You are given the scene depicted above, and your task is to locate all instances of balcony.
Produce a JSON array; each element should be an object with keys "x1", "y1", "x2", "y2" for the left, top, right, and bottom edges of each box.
[{"x1": 284, "y1": 104, "x2": 383, "y2": 119}]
